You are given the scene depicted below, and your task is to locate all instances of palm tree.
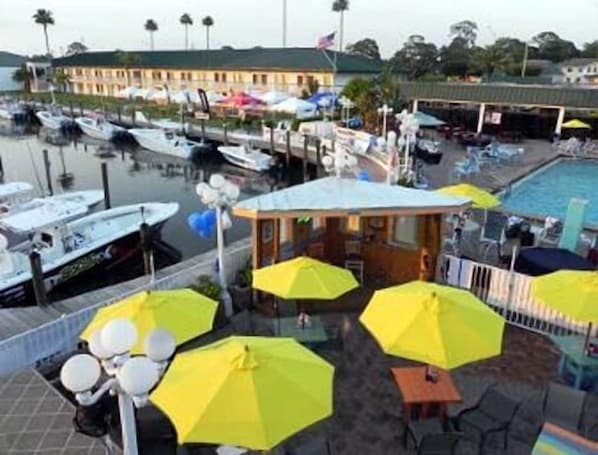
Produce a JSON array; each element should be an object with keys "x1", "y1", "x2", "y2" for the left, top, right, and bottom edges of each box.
[
  {"x1": 52, "y1": 71, "x2": 71, "y2": 92},
  {"x1": 202, "y1": 16, "x2": 214, "y2": 50},
  {"x1": 116, "y1": 50, "x2": 142, "y2": 86},
  {"x1": 144, "y1": 19, "x2": 158, "y2": 50},
  {"x1": 12, "y1": 65, "x2": 33, "y2": 93},
  {"x1": 32, "y1": 9, "x2": 55, "y2": 56},
  {"x1": 332, "y1": 0, "x2": 349, "y2": 52},
  {"x1": 179, "y1": 13, "x2": 193, "y2": 50}
]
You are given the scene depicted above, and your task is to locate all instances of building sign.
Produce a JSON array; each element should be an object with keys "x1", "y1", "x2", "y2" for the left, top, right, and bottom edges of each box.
[{"x1": 484, "y1": 112, "x2": 502, "y2": 125}]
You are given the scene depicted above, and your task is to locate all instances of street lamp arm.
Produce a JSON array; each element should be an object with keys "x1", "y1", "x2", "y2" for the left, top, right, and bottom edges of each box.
[{"x1": 75, "y1": 377, "x2": 118, "y2": 406}]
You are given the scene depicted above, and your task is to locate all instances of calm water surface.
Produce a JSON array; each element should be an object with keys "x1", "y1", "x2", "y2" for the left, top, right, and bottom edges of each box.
[{"x1": 0, "y1": 122, "x2": 275, "y2": 299}]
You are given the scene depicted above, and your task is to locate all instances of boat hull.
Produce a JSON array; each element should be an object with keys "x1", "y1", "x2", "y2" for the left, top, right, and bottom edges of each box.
[
  {"x1": 0, "y1": 222, "x2": 167, "y2": 308},
  {"x1": 218, "y1": 146, "x2": 272, "y2": 172}
]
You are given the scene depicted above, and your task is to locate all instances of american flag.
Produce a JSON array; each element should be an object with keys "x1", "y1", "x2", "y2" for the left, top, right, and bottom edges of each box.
[{"x1": 317, "y1": 32, "x2": 336, "y2": 50}]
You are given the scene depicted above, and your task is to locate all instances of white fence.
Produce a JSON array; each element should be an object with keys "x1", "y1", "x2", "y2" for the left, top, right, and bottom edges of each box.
[
  {"x1": 439, "y1": 254, "x2": 590, "y2": 337},
  {"x1": 0, "y1": 242, "x2": 251, "y2": 377}
]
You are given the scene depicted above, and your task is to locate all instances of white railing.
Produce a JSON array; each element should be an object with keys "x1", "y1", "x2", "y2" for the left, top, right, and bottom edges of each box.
[
  {"x1": 438, "y1": 254, "x2": 590, "y2": 337},
  {"x1": 0, "y1": 241, "x2": 251, "y2": 378}
]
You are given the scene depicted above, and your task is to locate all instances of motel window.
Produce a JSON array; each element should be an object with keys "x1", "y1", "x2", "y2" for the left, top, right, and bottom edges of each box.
[
  {"x1": 187, "y1": 72, "x2": 193, "y2": 81},
  {"x1": 252, "y1": 74, "x2": 258, "y2": 84},
  {"x1": 166, "y1": 72, "x2": 173, "y2": 81},
  {"x1": 95, "y1": 84, "x2": 103, "y2": 93},
  {"x1": 297, "y1": 75, "x2": 304, "y2": 86},
  {"x1": 75, "y1": 68, "x2": 83, "y2": 76},
  {"x1": 261, "y1": 74, "x2": 267, "y2": 85},
  {"x1": 221, "y1": 73, "x2": 227, "y2": 83},
  {"x1": 342, "y1": 216, "x2": 361, "y2": 233},
  {"x1": 214, "y1": 73, "x2": 220, "y2": 82},
  {"x1": 132, "y1": 70, "x2": 141, "y2": 79},
  {"x1": 181, "y1": 73, "x2": 186, "y2": 81},
  {"x1": 392, "y1": 216, "x2": 419, "y2": 248}
]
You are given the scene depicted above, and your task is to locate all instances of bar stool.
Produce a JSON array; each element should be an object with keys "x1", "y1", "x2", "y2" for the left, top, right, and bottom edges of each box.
[{"x1": 344, "y1": 240, "x2": 364, "y2": 285}]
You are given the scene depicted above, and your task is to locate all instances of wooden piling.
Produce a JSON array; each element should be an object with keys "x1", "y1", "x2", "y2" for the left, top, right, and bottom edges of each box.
[
  {"x1": 42, "y1": 149, "x2": 53, "y2": 196},
  {"x1": 29, "y1": 251, "x2": 48, "y2": 307},
  {"x1": 79, "y1": 104, "x2": 84, "y2": 116},
  {"x1": 201, "y1": 119, "x2": 206, "y2": 139},
  {"x1": 315, "y1": 139, "x2": 322, "y2": 178},
  {"x1": 139, "y1": 222, "x2": 152, "y2": 276},
  {"x1": 302, "y1": 135, "x2": 309, "y2": 182},
  {"x1": 101, "y1": 162, "x2": 111, "y2": 209},
  {"x1": 269, "y1": 125, "x2": 274, "y2": 155},
  {"x1": 223, "y1": 122, "x2": 228, "y2": 145},
  {"x1": 117, "y1": 105, "x2": 122, "y2": 123},
  {"x1": 285, "y1": 131, "x2": 291, "y2": 167}
]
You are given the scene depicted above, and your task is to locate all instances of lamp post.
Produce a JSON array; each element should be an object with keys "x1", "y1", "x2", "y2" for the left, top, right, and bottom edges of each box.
[
  {"x1": 339, "y1": 96, "x2": 354, "y2": 125},
  {"x1": 196, "y1": 174, "x2": 240, "y2": 317},
  {"x1": 321, "y1": 144, "x2": 358, "y2": 178},
  {"x1": 60, "y1": 319, "x2": 176, "y2": 455},
  {"x1": 377, "y1": 104, "x2": 393, "y2": 139},
  {"x1": 396, "y1": 109, "x2": 420, "y2": 179}
]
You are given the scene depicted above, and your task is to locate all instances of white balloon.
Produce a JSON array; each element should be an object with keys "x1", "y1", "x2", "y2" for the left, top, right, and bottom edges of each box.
[
  {"x1": 223, "y1": 183, "x2": 240, "y2": 201},
  {"x1": 202, "y1": 187, "x2": 219, "y2": 205}
]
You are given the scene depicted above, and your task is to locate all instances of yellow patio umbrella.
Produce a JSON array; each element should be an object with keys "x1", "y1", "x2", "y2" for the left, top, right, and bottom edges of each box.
[
  {"x1": 532, "y1": 271, "x2": 598, "y2": 322},
  {"x1": 360, "y1": 281, "x2": 505, "y2": 369},
  {"x1": 81, "y1": 289, "x2": 218, "y2": 355},
  {"x1": 437, "y1": 184, "x2": 500, "y2": 209},
  {"x1": 150, "y1": 336, "x2": 334, "y2": 450},
  {"x1": 562, "y1": 119, "x2": 591, "y2": 129},
  {"x1": 252, "y1": 256, "x2": 359, "y2": 300}
]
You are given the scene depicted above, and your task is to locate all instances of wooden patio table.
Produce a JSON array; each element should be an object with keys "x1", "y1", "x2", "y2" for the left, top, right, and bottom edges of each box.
[{"x1": 391, "y1": 367, "x2": 462, "y2": 423}]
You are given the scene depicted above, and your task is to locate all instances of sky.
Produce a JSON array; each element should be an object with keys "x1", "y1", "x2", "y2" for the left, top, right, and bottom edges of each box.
[{"x1": 1, "y1": 0, "x2": 597, "y2": 57}]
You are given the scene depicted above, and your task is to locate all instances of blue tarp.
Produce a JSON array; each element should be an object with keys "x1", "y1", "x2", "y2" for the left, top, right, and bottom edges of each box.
[
  {"x1": 514, "y1": 247, "x2": 595, "y2": 276},
  {"x1": 308, "y1": 92, "x2": 338, "y2": 108}
]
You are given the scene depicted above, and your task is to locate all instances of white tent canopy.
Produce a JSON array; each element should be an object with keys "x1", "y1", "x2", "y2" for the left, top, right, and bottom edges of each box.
[
  {"x1": 135, "y1": 88, "x2": 159, "y2": 100},
  {"x1": 206, "y1": 91, "x2": 225, "y2": 103},
  {"x1": 271, "y1": 97, "x2": 317, "y2": 119},
  {"x1": 258, "y1": 90, "x2": 289, "y2": 105},
  {"x1": 149, "y1": 89, "x2": 170, "y2": 101},
  {"x1": 170, "y1": 90, "x2": 199, "y2": 104},
  {"x1": 115, "y1": 86, "x2": 139, "y2": 99}
]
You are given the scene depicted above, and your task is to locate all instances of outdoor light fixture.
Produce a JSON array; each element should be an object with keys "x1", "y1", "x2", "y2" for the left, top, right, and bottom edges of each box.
[
  {"x1": 321, "y1": 145, "x2": 358, "y2": 178},
  {"x1": 60, "y1": 318, "x2": 176, "y2": 455},
  {"x1": 377, "y1": 104, "x2": 394, "y2": 139},
  {"x1": 196, "y1": 174, "x2": 240, "y2": 317},
  {"x1": 395, "y1": 109, "x2": 420, "y2": 178}
]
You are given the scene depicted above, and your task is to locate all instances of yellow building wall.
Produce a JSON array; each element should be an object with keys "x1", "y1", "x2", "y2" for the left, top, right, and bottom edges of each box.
[{"x1": 61, "y1": 64, "x2": 335, "y2": 97}]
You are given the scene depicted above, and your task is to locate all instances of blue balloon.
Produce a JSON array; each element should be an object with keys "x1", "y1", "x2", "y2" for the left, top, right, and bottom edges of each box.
[
  {"x1": 358, "y1": 170, "x2": 371, "y2": 182},
  {"x1": 187, "y1": 212, "x2": 204, "y2": 234},
  {"x1": 203, "y1": 209, "x2": 217, "y2": 228}
]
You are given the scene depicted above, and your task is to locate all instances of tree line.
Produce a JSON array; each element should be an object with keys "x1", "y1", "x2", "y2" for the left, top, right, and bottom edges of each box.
[{"x1": 346, "y1": 20, "x2": 598, "y2": 80}]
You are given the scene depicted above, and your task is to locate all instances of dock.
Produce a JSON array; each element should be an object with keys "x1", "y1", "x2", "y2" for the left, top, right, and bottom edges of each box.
[{"x1": 0, "y1": 238, "x2": 251, "y2": 376}]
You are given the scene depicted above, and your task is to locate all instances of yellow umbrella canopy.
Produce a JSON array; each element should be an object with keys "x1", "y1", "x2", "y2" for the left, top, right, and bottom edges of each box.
[
  {"x1": 436, "y1": 184, "x2": 500, "y2": 209},
  {"x1": 360, "y1": 281, "x2": 505, "y2": 369},
  {"x1": 81, "y1": 289, "x2": 218, "y2": 355},
  {"x1": 252, "y1": 256, "x2": 359, "y2": 300},
  {"x1": 150, "y1": 336, "x2": 334, "y2": 450},
  {"x1": 532, "y1": 271, "x2": 598, "y2": 322},
  {"x1": 562, "y1": 119, "x2": 591, "y2": 129}
]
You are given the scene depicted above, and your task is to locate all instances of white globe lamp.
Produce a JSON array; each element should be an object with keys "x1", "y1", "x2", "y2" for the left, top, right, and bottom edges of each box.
[
  {"x1": 209, "y1": 174, "x2": 226, "y2": 189},
  {"x1": 117, "y1": 357, "x2": 160, "y2": 396},
  {"x1": 61, "y1": 354, "x2": 101, "y2": 393},
  {"x1": 195, "y1": 182, "x2": 209, "y2": 197},
  {"x1": 101, "y1": 319, "x2": 138, "y2": 356},
  {"x1": 143, "y1": 329, "x2": 176, "y2": 363},
  {"x1": 88, "y1": 330, "x2": 113, "y2": 359}
]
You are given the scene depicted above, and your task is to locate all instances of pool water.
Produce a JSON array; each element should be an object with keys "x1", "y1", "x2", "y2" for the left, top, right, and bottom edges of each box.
[{"x1": 501, "y1": 159, "x2": 598, "y2": 226}]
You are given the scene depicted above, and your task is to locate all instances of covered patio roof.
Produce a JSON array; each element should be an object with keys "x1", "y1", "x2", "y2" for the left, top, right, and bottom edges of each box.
[{"x1": 233, "y1": 177, "x2": 471, "y2": 219}]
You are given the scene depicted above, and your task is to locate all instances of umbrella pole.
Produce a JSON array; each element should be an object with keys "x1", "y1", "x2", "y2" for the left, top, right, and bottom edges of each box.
[{"x1": 583, "y1": 322, "x2": 593, "y2": 355}]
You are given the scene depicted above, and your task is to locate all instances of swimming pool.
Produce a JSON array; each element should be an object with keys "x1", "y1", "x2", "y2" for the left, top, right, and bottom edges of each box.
[{"x1": 501, "y1": 159, "x2": 598, "y2": 226}]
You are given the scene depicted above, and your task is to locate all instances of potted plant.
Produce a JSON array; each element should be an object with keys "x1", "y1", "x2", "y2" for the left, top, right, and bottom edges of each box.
[
  {"x1": 229, "y1": 257, "x2": 253, "y2": 312},
  {"x1": 192, "y1": 274, "x2": 227, "y2": 327}
]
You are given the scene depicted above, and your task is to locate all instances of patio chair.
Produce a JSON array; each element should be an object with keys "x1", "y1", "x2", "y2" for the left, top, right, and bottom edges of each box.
[
  {"x1": 542, "y1": 383, "x2": 588, "y2": 435},
  {"x1": 405, "y1": 418, "x2": 463, "y2": 454},
  {"x1": 454, "y1": 385, "x2": 521, "y2": 452},
  {"x1": 479, "y1": 211, "x2": 507, "y2": 262}
]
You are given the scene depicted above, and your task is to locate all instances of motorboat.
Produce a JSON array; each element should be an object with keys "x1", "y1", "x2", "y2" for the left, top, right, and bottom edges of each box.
[
  {"x1": 0, "y1": 182, "x2": 35, "y2": 205},
  {"x1": 152, "y1": 118, "x2": 188, "y2": 134},
  {"x1": 36, "y1": 109, "x2": 77, "y2": 131},
  {"x1": 0, "y1": 202, "x2": 179, "y2": 307},
  {"x1": 129, "y1": 128, "x2": 204, "y2": 159},
  {"x1": 217, "y1": 143, "x2": 272, "y2": 172},
  {"x1": 0, "y1": 190, "x2": 105, "y2": 231},
  {"x1": 0, "y1": 102, "x2": 26, "y2": 122},
  {"x1": 75, "y1": 116, "x2": 126, "y2": 141}
]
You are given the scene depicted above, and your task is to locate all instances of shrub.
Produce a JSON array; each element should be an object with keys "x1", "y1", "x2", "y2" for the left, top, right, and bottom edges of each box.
[{"x1": 192, "y1": 275, "x2": 222, "y2": 301}]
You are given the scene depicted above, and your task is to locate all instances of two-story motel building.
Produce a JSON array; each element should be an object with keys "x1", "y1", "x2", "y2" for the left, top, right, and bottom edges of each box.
[{"x1": 52, "y1": 47, "x2": 383, "y2": 97}]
